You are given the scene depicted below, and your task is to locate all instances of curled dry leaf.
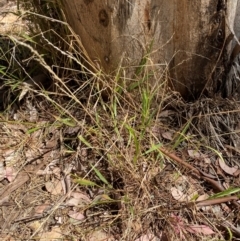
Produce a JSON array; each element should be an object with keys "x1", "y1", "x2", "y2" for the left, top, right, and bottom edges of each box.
[
  {"x1": 218, "y1": 158, "x2": 238, "y2": 175},
  {"x1": 19, "y1": 84, "x2": 30, "y2": 102}
]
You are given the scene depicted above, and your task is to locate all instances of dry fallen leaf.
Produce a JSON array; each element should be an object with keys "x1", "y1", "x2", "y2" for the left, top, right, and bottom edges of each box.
[
  {"x1": 35, "y1": 204, "x2": 50, "y2": 214},
  {"x1": 26, "y1": 100, "x2": 38, "y2": 122},
  {"x1": 204, "y1": 157, "x2": 211, "y2": 164},
  {"x1": 187, "y1": 150, "x2": 211, "y2": 164},
  {"x1": 68, "y1": 210, "x2": 85, "y2": 221},
  {"x1": 188, "y1": 150, "x2": 201, "y2": 159},
  {"x1": 170, "y1": 214, "x2": 215, "y2": 237},
  {"x1": 0, "y1": 234, "x2": 16, "y2": 241},
  {"x1": 29, "y1": 220, "x2": 42, "y2": 232},
  {"x1": 162, "y1": 131, "x2": 174, "y2": 140},
  {"x1": 185, "y1": 224, "x2": 215, "y2": 235},
  {"x1": 159, "y1": 110, "x2": 169, "y2": 117},
  {"x1": 45, "y1": 180, "x2": 63, "y2": 195},
  {"x1": 0, "y1": 160, "x2": 48, "y2": 203},
  {"x1": 169, "y1": 174, "x2": 200, "y2": 204},
  {"x1": 0, "y1": 172, "x2": 29, "y2": 203},
  {"x1": 37, "y1": 166, "x2": 61, "y2": 176},
  {"x1": 218, "y1": 158, "x2": 238, "y2": 175},
  {"x1": 38, "y1": 226, "x2": 63, "y2": 241},
  {"x1": 4, "y1": 149, "x2": 20, "y2": 166},
  {"x1": 196, "y1": 194, "x2": 209, "y2": 202},
  {"x1": 87, "y1": 230, "x2": 115, "y2": 241},
  {"x1": 134, "y1": 233, "x2": 159, "y2": 241},
  {"x1": 233, "y1": 169, "x2": 240, "y2": 177},
  {"x1": 196, "y1": 194, "x2": 210, "y2": 211},
  {"x1": 5, "y1": 166, "x2": 17, "y2": 182},
  {"x1": 66, "y1": 192, "x2": 91, "y2": 207},
  {"x1": 171, "y1": 187, "x2": 188, "y2": 202}
]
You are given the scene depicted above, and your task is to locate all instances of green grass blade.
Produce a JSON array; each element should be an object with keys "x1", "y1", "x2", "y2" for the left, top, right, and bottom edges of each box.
[
  {"x1": 74, "y1": 177, "x2": 98, "y2": 187},
  {"x1": 125, "y1": 123, "x2": 140, "y2": 164},
  {"x1": 144, "y1": 143, "x2": 162, "y2": 155},
  {"x1": 27, "y1": 127, "x2": 42, "y2": 134},
  {"x1": 59, "y1": 117, "x2": 76, "y2": 127},
  {"x1": 91, "y1": 164, "x2": 112, "y2": 188},
  {"x1": 208, "y1": 187, "x2": 240, "y2": 199},
  {"x1": 78, "y1": 135, "x2": 93, "y2": 148},
  {"x1": 173, "y1": 119, "x2": 191, "y2": 149}
]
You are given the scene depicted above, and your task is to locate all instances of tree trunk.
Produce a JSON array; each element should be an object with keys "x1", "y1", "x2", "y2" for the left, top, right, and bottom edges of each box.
[{"x1": 62, "y1": 0, "x2": 239, "y2": 99}]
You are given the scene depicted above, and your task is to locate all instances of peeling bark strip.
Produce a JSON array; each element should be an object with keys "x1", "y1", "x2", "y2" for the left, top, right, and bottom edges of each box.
[
  {"x1": 144, "y1": 1, "x2": 151, "y2": 31},
  {"x1": 62, "y1": 0, "x2": 240, "y2": 99},
  {"x1": 115, "y1": 0, "x2": 134, "y2": 31}
]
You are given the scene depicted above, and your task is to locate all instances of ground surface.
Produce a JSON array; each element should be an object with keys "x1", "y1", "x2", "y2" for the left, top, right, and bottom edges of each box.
[{"x1": 0, "y1": 1, "x2": 240, "y2": 241}]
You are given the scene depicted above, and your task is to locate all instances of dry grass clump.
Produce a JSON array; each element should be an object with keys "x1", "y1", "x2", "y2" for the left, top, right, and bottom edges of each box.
[{"x1": 0, "y1": 1, "x2": 240, "y2": 240}]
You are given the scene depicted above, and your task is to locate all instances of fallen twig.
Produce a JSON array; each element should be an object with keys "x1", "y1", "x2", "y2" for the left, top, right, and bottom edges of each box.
[{"x1": 159, "y1": 147, "x2": 240, "y2": 207}]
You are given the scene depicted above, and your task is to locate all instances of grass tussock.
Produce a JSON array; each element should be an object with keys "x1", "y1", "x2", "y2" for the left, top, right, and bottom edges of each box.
[{"x1": 0, "y1": 1, "x2": 240, "y2": 240}]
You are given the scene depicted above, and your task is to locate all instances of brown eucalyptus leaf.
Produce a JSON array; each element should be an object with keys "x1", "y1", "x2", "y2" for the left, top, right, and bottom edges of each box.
[{"x1": 218, "y1": 158, "x2": 238, "y2": 175}]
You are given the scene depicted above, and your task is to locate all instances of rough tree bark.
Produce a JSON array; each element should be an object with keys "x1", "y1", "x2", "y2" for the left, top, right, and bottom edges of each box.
[{"x1": 62, "y1": 0, "x2": 240, "y2": 99}]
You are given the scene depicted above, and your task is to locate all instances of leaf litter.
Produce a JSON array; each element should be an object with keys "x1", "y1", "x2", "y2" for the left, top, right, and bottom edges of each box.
[
  {"x1": 218, "y1": 157, "x2": 238, "y2": 175},
  {"x1": 1, "y1": 2, "x2": 240, "y2": 240},
  {"x1": 1, "y1": 93, "x2": 240, "y2": 240}
]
